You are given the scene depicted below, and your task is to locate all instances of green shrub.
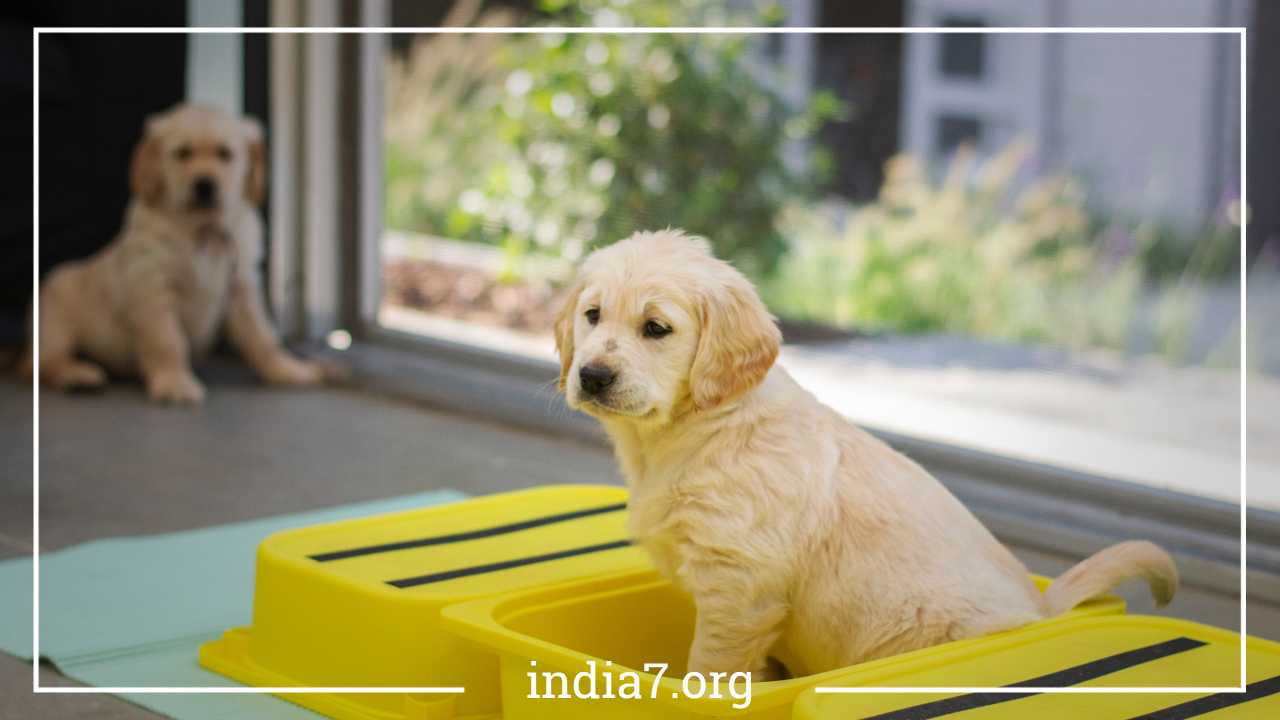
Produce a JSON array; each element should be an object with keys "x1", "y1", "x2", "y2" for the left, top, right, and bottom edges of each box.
[
  {"x1": 760, "y1": 141, "x2": 1241, "y2": 360},
  {"x1": 761, "y1": 142, "x2": 1147, "y2": 351}
]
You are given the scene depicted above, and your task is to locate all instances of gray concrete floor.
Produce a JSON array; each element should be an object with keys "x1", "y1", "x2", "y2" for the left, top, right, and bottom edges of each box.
[
  {"x1": 0, "y1": 366, "x2": 618, "y2": 719},
  {"x1": 5, "y1": 367, "x2": 617, "y2": 556}
]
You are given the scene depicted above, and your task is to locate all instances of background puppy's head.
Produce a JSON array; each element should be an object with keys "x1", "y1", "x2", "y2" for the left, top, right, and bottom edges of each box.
[
  {"x1": 555, "y1": 230, "x2": 781, "y2": 424},
  {"x1": 130, "y1": 103, "x2": 265, "y2": 219}
]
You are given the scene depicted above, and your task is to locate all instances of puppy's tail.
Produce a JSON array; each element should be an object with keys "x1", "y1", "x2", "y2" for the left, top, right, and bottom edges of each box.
[
  {"x1": 14, "y1": 345, "x2": 32, "y2": 381},
  {"x1": 0, "y1": 344, "x2": 31, "y2": 380},
  {"x1": 11, "y1": 300, "x2": 33, "y2": 380},
  {"x1": 1043, "y1": 540, "x2": 1178, "y2": 616}
]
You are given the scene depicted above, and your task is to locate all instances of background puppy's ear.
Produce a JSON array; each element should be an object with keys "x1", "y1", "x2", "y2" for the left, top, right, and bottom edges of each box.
[
  {"x1": 242, "y1": 117, "x2": 267, "y2": 206},
  {"x1": 689, "y1": 272, "x2": 781, "y2": 410},
  {"x1": 553, "y1": 281, "x2": 583, "y2": 391},
  {"x1": 129, "y1": 120, "x2": 165, "y2": 206}
]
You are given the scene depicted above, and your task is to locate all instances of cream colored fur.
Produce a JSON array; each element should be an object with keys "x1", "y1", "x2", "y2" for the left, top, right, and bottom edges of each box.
[
  {"x1": 556, "y1": 230, "x2": 1178, "y2": 678},
  {"x1": 32, "y1": 104, "x2": 337, "y2": 404}
]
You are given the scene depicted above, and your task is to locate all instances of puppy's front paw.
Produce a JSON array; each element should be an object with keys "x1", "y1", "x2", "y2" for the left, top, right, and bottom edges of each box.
[
  {"x1": 261, "y1": 354, "x2": 349, "y2": 386},
  {"x1": 147, "y1": 370, "x2": 206, "y2": 405},
  {"x1": 315, "y1": 357, "x2": 350, "y2": 382}
]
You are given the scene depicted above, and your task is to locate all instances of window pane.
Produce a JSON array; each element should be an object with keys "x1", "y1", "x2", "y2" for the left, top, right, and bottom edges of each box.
[
  {"x1": 939, "y1": 16, "x2": 987, "y2": 80},
  {"x1": 934, "y1": 113, "x2": 983, "y2": 156}
]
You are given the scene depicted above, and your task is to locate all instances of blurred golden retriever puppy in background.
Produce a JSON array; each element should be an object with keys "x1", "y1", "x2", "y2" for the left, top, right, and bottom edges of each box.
[{"x1": 33, "y1": 103, "x2": 339, "y2": 404}]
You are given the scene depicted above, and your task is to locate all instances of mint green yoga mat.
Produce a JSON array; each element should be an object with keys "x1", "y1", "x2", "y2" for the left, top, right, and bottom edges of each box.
[{"x1": 0, "y1": 489, "x2": 467, "y2": 719}]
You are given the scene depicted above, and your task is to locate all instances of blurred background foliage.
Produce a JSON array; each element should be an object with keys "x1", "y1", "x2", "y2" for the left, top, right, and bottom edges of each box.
[
  {"x1": 761, "y1": 143, "x2": 1240, "y2": 361},
  {"x1": 384, "y1": 0, "x2": 1241, "y2": 365},
  {"x1": 386, "y1": 0, "x2": 842, "y2": 280}
]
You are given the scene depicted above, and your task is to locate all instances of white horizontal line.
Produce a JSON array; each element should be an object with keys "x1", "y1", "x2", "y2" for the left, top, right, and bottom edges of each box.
[
  {"x1": 33, "y1": 27, "x2": 1247, "y2": 35},
  {"x1": 35, "y1": 687, "x2": 465, "y2": 694},
  {"x1": 813, "y1": 686, "x2": 1245, "y2": 694},
  {"x1": 37, "y1": 685, "x2": 1247, "y2": 695}
]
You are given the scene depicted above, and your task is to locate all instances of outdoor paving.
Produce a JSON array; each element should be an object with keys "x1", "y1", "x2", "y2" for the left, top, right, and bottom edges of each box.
[
  {"x1": 785, "y1": 267, "x2": 1279, "y2": 507},
  {"x1": 783, "y1": 333, "x2": 1276, "y2": 508}
]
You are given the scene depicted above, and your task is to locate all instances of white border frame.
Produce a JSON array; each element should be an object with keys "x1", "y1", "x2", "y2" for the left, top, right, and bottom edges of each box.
[{"x1": 30, "y1": 25, "x2": 1247, "y2": 698}]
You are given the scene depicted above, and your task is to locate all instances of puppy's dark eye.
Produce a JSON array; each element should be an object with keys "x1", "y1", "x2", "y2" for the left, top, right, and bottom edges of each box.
[
  {"x1": 175, "y1": 145, "x2": 193, "y2": 161},
  {"x1": 643, "y1": 320, "x2": 671, "y2": 339},
  {"x1": 584, "y1": 308, "x2": 600, "y2": 325},
  {"x1": 216, "y1": 144, "x2": 232, "y2": 162}
]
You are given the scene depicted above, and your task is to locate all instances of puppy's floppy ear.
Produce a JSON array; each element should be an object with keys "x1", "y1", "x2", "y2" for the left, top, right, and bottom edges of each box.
[
  {"x1": 689, "y1": 270, "x2": 781, "y2": 410},
  {"x1": 553, "y1": 280, "x2": 584, "y2": 391},
  {"x1": 129, "y1": 117, "x2": 165, "y2": 206},
  {"x1": 242, "y1": 117, "x2": 267, "y2": 206}
]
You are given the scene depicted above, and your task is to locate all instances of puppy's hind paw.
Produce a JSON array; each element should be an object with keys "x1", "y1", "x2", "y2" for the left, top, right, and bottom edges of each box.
[
  {"x1": 147, "y1": 371, "x2": 206, "y2": 405},
  {"x1": 753, "y1": 657, "x2": 791, "y2": 683},
  {"x1": 45, "y1": 360, "x2": 108, "y2": 392}
]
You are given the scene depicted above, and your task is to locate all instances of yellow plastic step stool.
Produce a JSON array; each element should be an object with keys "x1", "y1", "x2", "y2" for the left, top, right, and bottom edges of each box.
[
  {"x1": 199, "y1": 485, "x2": 649, "y2": 720},
  {"x1": 440, "y1": 564, "x2": 1123, "y2": 719},
  {"x1": 199, "y1": 485, "x2": 1138, "y2": 719},
  {"x1": 793, "y1": 615, "x2": 1280, "y2": 719}
]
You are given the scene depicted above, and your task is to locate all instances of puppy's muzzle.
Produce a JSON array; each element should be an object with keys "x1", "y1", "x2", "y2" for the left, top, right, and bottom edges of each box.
[
  {"x1": 192, "y1": 176, "x2": 218, "y2": 208},
  {"x1": 578, "y1": 363, "x2": 616, "y2": 396}
]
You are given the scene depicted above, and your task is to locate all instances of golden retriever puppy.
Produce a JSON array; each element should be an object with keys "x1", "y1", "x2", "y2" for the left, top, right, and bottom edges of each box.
[
  {"x1": 36, "y1": 103, "x2": 336, "y2": 403},
  {"x1": 555, "y1": 230, "x2": 1177, "y2": 678}
]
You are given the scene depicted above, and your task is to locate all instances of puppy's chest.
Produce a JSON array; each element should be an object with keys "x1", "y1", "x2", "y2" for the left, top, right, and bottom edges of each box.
[
  {"x1": 626, "y1": 490, "x2": 694, "y2": 579},
  {"x1": 177, "y1": 241, "x2": 236, "y2": 350}
]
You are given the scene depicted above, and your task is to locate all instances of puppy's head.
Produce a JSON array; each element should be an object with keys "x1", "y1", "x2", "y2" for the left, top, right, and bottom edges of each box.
[
  {"x1": 555, "y1": 230, "x2": 781, "y2": 425},
  {"x1": 130, "y1": 104, "x2": 266, "y2": 219}
]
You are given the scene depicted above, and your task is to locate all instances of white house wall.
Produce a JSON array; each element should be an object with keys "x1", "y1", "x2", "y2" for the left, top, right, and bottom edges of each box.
[
  {"x1": 901, "y1": 0, "x2": 1054, "y2": 176},
  {"x1": 901, "y1": 0, "x2": 1245, "y2": 228},
  {"x1": 1056, "y1": 0, "x2": 1241, "y2": 227}
]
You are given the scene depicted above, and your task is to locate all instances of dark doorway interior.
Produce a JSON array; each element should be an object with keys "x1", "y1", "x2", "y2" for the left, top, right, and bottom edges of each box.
[
  {"x1": 815, "y1": 0, "x2": 905, "y2": 201},
  {"x1": 37, "y1": 31, "x2": 187, "y2": 275},
  {"x1": 2, "y1": 2, "x2": 187, "y2": 349}
]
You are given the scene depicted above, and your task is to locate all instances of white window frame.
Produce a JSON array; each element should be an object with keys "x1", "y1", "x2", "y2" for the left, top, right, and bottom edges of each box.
[{"x1": 268, "y1": 0, "x2": 387, "y2": 341}]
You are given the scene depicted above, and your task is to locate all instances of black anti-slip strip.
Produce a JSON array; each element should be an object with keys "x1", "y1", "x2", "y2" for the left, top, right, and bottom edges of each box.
[
  {"x1": 859, "y1": 636, "x2": 1207, "y2": 720},
  {"x1": 309, "y1": 502, "x2": 628, "y2": 562},
  {"x1": 386, "y1": 539, "x2": 633, "y2": 589},
  {"x1": 1130, "y1": 674, "x2": 1280, "y2": 719}
]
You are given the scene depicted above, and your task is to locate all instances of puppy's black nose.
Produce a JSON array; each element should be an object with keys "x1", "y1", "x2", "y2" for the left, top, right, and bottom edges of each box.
[
  {"x1": 578, "y1": 363, "x2": 616, "y2": 395},
  {"x1": 193, "y1": 176, "x2": 217, "y2": 206}
]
